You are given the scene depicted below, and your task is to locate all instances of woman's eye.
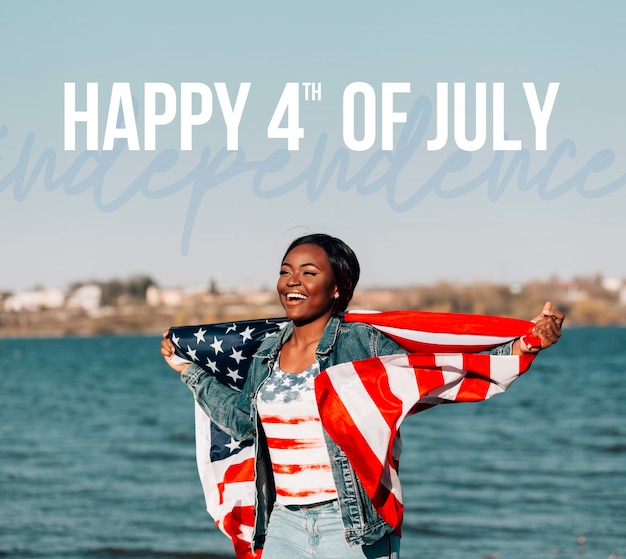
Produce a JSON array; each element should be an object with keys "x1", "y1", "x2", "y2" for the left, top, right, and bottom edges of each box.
[{"x1": 303, "y1": 271, "x2": 316, "y2": 276}]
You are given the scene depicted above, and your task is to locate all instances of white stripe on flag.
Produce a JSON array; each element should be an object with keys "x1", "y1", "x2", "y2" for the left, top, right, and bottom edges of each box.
[
  {"x1": 429, "y1": 354, "x2": 465, "y2": 401},
  {"x1": 487, "y1": 355, "x2": 520, "y2": 396},
  {"x1": 326, "y1": 362, "x2": 391, "y2": 467},
  {"x1": 384, "y1": 354, "x2": 421, "y2": 420},
  {"x1": 374, "y1": 324, "x2": 513, "y2": 348},
  {"x1": 382, "y1": 457, "x2": 403, "y2": 500}
]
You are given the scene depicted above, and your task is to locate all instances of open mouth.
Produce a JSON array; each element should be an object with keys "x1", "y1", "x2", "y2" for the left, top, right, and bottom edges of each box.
[{"x1": 286, "y1": 292, "x2": 307, "y2": 301}]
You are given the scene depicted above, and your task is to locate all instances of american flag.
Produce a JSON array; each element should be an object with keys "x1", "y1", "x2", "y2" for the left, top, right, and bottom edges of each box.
[
  {"x1": 168, "y1": 311, "x2": 536, "y2": 558},
  {"x1": 168, "y1": 318, "x2": 289, "y2": 559}
]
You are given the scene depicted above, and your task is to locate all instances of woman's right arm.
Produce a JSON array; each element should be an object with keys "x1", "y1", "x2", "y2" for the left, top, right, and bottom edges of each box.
[{"x1": 161, "y1": 332, "x2": 255, "y2": 440}]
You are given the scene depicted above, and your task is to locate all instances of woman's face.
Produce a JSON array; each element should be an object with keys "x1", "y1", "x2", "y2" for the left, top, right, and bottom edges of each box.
[{"x1": 277, "y1": 243, "x2": 338, "y2": 326}]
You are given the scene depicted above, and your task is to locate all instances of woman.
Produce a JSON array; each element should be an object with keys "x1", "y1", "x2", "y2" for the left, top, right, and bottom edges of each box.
[{"x1": 161, "y1": 233, "x2": 564, "y2": 558}]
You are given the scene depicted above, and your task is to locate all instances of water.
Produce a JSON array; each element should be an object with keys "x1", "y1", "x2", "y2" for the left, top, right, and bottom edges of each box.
[{"x1": 1, "y1": 328, "x2": 624, "y2": 559}]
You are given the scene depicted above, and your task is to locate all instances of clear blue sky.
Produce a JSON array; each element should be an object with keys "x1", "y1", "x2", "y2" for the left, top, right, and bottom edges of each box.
[{"x1": 2, "y1": 1, "x2": 625, "y2": 292}]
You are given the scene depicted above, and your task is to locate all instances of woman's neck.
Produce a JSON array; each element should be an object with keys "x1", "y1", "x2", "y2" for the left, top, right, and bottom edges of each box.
[
  {"x1": 289, "y1": 316, "x2": 329, "y2": 350},
  {"x1": 280, "y1": 313, "x2": 333, "y2": 373}
]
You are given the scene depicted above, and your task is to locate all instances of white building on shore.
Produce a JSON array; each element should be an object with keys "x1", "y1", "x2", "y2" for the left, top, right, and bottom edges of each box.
[{"x1": 3, "y1": 288, "x2": 66, "y2": 312}]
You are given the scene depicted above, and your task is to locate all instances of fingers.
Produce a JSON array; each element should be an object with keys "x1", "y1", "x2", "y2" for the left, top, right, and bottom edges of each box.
[
  {"x1": 158, "y1": 329, "x2": 190, "y2": 375},
  {"x1": 543, "y1": 305, "x2": 565, "y2": 328},
  {"x1": 531, "y1": 302, "x2": 550, "y2": 323},
  {"x1": 160, "y1": 332, "x2": 175, "y2": 359},
  {"x1": 520, "y1": 301, "x2": 564, "y2": 351},
  {"x1": 531, "y1": 301, "x2": 565, "y2": 328},
  {"x1": 531, "y1": 311, "x2": 563, "y2": 349}
]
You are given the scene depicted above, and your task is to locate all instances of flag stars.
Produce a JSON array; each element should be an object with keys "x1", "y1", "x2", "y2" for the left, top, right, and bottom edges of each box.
[
  {"x1": 225, "y1": 323, "x2": 238, "y2": 334},
  {"x1": 206, "y1": 359, "x2": 219, "y2": 374},
  {"x1": 210, "y1": 336, "x2": 224, "y2": 355},
  {"x1": 230, "y1": 348, "x2": 246, "y2": 364},
  {"x1": 171, "y1": 333, "x2": 180, "y2": 347},
  {"x1": 227, "y1": 368, "x2": 243, "y2": 383},
  {"x1": 263, "y1": 321, "x2": 289, "y2": 338},
  {"x1": 185, "y1": 345, "x2": 198, "y2": 361},
  {"x1": 239, "y1": 326, "x2": 255, "y2": 342},
  {"x1": 225, "y1": 437, "x2": 242, "y2": 453},
  {"x1": 194, "y1": 327, "x2": 207, "y2": 344}
]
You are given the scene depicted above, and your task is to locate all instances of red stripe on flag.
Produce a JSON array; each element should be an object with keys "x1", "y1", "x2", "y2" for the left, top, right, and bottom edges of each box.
[
  {"x1": 220, "y1": 504, "x2": 258, "y2": 559},
  {"x1": 275, "y1": 487, "x2": 338, "y2": 499},
  {"x1": 261, "y1": 415, "x2": 319, "y2": 424},
  {"x1": 346, "y1": 310, "x2": 532, "y2": 337},
  {"x1": 455, "y1": 376, "x2": 491, "y2": 401},
  {"x1": 406, "y1": 354, "x2": 447, "y2": 398},
  {"x1": 273, "y1": 463, "x2": 331, "y2": 475},
  {"x1": 454, "y1": 353, "x2": 492, "y2": 401},
  {"x1": 265, "y1": 437, "x2": 325, "y2": 450},
  {"x1": 352, "y1": 357, "x2": 403, "y2": 430},
  {"x1": 217, "y1": 458, "x2": 255, "y2": 505}
]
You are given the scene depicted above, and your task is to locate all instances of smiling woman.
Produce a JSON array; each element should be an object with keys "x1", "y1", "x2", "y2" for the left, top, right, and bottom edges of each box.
[
  {"x1": 160, "y1": 233, "x2": 564, "y2": 559},
  {"x1": 277, "y1": 236, "x2": 365, "y2": 373},
  {"x1": 277, "y1": 243, "x2": 340, "y2": 372}
]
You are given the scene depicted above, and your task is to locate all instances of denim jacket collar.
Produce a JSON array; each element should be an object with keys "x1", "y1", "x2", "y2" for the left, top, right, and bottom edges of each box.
[{"x1": 254, "y1": 314, "x2": 343, "y2": 362}]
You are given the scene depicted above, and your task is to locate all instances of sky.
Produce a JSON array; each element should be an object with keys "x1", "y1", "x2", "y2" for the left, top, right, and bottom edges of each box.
[{"x1": 2, "y1": 2, "x2": 625, "y2": 293}]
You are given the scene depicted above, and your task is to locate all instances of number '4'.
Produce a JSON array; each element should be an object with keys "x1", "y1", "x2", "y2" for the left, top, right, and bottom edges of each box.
[{"x1": 267, "y1": 82, "x2": 304, "y2": 150}]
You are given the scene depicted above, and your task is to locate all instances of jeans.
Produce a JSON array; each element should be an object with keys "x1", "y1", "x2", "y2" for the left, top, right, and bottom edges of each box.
[{"x1": 261, "y1": 501, "x2": 401, "y2": 559}]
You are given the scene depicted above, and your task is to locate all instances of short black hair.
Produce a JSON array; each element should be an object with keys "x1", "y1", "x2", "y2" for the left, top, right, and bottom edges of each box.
[{"x1": 282, "y1": 234, "x2": 360, "y2": 314}]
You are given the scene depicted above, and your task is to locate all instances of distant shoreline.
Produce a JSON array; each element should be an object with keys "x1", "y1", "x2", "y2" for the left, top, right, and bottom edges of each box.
[{"x1": 2, "y1": 279, "x2": 625, "y2": 339}]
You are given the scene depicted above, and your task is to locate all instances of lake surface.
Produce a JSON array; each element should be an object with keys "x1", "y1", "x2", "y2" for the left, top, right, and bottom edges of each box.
[{"x1": 1, "y1": 327, "x2": 624, "y2": 558}]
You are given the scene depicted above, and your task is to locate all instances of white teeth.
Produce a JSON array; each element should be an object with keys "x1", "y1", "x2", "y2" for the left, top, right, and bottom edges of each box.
[{"x1": 287, "y1": 293, "x2": 307, "y2": 300}]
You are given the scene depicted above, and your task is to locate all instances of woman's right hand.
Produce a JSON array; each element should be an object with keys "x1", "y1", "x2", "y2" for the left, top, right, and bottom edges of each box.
[{"x1": 160, "y1": 330, "x2": 190, "y2": 374}]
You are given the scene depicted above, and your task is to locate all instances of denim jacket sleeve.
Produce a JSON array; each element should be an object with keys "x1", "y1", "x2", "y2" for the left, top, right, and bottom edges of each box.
[
  {"x1": 486, "y1": 340, "x2": 514, "y2": 355},
  {"x1": 181, "y1": 362, "x2": 256, "y2": 440}
]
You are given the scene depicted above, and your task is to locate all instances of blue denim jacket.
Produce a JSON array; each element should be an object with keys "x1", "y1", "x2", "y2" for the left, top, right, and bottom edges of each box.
[{"x1": 182, "y1": 315, "x2": 513, "y2": 550}]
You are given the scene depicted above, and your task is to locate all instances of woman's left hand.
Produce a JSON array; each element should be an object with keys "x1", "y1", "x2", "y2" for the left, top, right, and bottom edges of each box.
[
  {"x1": 515, "y1": 301, "x2": 565, "y2": 354},
  {"x1": 160, "y1": 330, "x2": 190, "y2": 374}
]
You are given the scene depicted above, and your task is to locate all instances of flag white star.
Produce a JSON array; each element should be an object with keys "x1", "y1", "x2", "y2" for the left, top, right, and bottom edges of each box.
[
  {"x1": 186, "y1": 345, "x2": 198, "y2": 361},
  {"x1": 225, "y1": 323, "x2": 237, "y2": 334},
  {"x1": 225, "y1": 437, "x2": 241, "y2": 453},
  {"x1": 171, "y1": 333, "x2": 180, "y2": 347},
  {"x1": 194, "y1": 327, "x2": 207, "y2": 344},
  {"x1": 239, "y1": 326, "x2": 255, "y2": 342},
  {"x1": 206, "y1": 358, "x2": 219, "y2": 373},
  {"x1": 210, "y1": 336, "x2": 224, "y2": 354},
  {"x1": 264, "y1": 321, "x2": 290, "y2": 337},
  {"x1": 230, "y1": 348, "x2": 246, "y2": 364},
  {"x1": 227, "y1": 368, "x2": 242, "y2": 383}
]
